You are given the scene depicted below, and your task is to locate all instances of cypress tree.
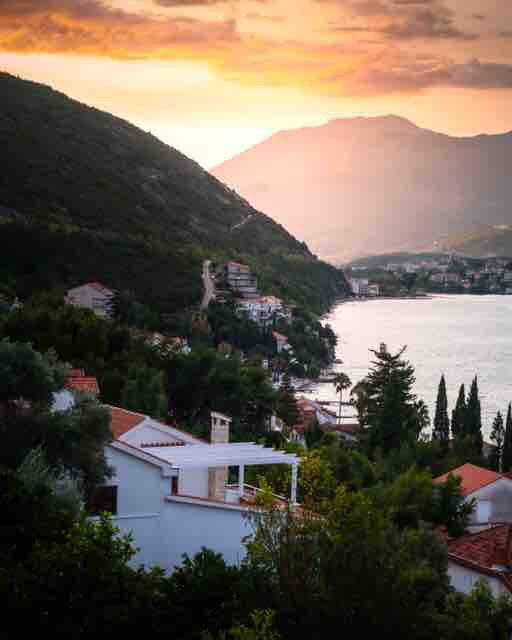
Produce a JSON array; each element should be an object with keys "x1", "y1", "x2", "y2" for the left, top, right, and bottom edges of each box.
[
  {"x1": 503, "y1": 403, "x2": 512, "y2": 472},
  {"x1": 466, "y1": 376, "x2": 483, "y2": 456},
  {"x1": 490, "y1": 411, "x2": 505, "y2": 472},
  {"x1": 433, "y1": 375, "x2": 450, "y2": 452},
  {"x1": 451, "y1": 384, "x2": 466, "y2": 439}
]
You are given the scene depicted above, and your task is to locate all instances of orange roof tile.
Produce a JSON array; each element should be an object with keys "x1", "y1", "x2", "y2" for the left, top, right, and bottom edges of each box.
[
  {"x1": 108, "y1": 405, "x2": 146, "y2": 439},
  {"x1": 433, "y1": 463, "x2": 503, "y2": 496},
  {"x1": 66, "y1": 376, "x2": 100, "y2": 395},
  {"x1": 448, "y1": 525, "x2": 511, "y2": 568}
]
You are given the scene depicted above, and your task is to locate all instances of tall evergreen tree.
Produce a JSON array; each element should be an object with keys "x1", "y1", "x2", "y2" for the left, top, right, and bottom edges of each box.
[
  {"x1": 432, "y1": 375, "x2": 450, "y2": 452},
  {"x1": 357, "y1": 346, "x2": 429, "y2": 454},
  {"x1": 489, "y1": 411, "x2": 505, "y2": 472},
  {"x1": 503, "y1": 403, "x2": 512, "y2": 472},
  {"x1": 451, "y1": 384, "x2": 466, "y2": 439},
  {"x1": 466, "y1": 376, "x2": 483, "y2": 456}
]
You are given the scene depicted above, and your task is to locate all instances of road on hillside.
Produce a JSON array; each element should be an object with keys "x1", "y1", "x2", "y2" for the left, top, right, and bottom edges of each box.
[
  {"x1": 230, "y1": 214, "x2": 254, "y2": 232},
  {"x1": 201, "y1": 259, "x2": 216, "y2": 310}
]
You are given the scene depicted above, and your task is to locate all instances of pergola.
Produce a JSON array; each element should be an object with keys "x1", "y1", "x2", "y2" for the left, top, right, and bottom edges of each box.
[{"x1": 148, "y1": 443, "x2": 300, "y2": 504}]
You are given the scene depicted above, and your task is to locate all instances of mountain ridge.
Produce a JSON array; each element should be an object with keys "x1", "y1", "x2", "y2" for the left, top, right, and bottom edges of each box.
[{"x1": 213, "y1": 116, "x2": 512, "y2": 262}]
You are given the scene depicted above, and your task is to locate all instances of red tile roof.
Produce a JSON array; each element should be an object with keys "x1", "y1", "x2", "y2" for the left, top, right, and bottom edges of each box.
[
  {"x1": 448, "y1": 525, "x2": 510, "y2": 567},
  {"x1": 66, "y1": 376, "x2": 100, "y2": 395},
  {"x1": 447, "y1": 525, "x2": 512, "y2": 593},
  {"x1": 108, "y1": 405, "x2": 146, "y2": 439},
  {"x1": 272, "y1": 331, "x2": 288, "y2": 342},
  {"x1": 433, "y1": 463, "x2": 503, "y2": 496}
]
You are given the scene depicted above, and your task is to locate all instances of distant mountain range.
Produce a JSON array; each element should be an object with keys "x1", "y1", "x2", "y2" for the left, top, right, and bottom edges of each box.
[
  {"x1": 0, "y1": 73, "x2": 347, "y2": 316},
  {"x1": 213, "y1": 116, "x2": 512, "y2": 263}
]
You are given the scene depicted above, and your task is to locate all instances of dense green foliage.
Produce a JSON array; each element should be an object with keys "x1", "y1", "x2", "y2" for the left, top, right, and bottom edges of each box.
[
  {"x1": 0, "y1": 72, "x2": 347, "y2": 317},
  {"x1": 490, "y1": 411, "x2": 505, "y2": 472},
  {"x1": 0, "y1": 296, "x2": 283, "y2": 438},
  {"x1": 2, "y1": 339, "x2": 511, "y2": 639}
]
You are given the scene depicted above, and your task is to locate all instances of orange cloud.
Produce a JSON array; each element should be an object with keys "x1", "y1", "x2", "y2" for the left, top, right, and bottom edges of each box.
[
  {"x1": 0, "y1": 0, "x2": 510, "y2": 98},
  {"x1": 0, "y1": 0, "x2": 238, "y2": 59}
]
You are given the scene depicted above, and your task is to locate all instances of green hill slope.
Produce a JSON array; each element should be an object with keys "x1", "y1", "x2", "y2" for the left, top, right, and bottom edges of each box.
[
  {"x1": 435, "y1": 225, "x2": 512, "y2": 258},
  {"x1": 0, "y1": 72, "x2": 347, "y2": 315}
]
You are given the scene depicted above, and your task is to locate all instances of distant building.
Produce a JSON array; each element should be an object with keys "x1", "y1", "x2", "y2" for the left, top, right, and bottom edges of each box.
[
  {"x1": 52, "y1": 368, "x2": 100, "y2": 412},
  {"x1": 446, "y1": 525, "x2": 512, "y2": 598},
  {"x1": 237, "y1": 295, "x2": 290, "y2": 327},
  {"x1": 367, "y1": 284, "x2": 380, "y2": 297},
  {"x1": 65, "y1": 282, "x2": 115, "y2": 318},
  {"x1": 273, "y1": 331, "x2": 291, "y2": 354},
  {"x1": 289, "y1": 397, "x2": 359, "y2": 446},
  {"x1": 348, "y1": 278, "x2": 369, "y2": 296},
  {"x1": 434, "y1": 464, "x2": 512, "y2": 527},
  {"x1": 225, "y1": 262, "x2": 258, "y2": 299}
]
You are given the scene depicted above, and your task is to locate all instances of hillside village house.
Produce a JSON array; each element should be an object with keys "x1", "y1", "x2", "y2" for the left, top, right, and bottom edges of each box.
[
  {"x1": 273, "y1": 331, "x2": 291, "y2": 354},
  {"x1": 53, "y1": 372, "x2": 300, "y2": 572},
  {"x1": 434, "y1": 463, "x2": 512, "y2": 597},
  {"x1": 348, "y1": 278, "x2": 369, "y2": 296},
  {"x1": 289, "y1": 397, "x2": 359, "y2": 446},
  {"x1": 236, "y1": 296, "x2": 291, "y2": 327},
  {"x1": 65, "y1": 282, "x2": 115, "y2": 318},
  {"x1": 445, "y1": 525, "x2": 512, "y2": 598},
  {"x1": 224, "y1": 262, "x2": 258, "y2": 299},
  {"x1": 434, "y1": 464, "x2": 512, "y2": 527}
]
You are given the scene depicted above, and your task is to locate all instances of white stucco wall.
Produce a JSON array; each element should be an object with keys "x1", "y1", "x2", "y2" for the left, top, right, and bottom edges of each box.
[
  {"x1": 179, "y1": 468, "x2": 209, "y2": 498},
  {"x1": 159, "y1": 498, "x2": 252, "y2": 571},
  {"x1": 469, "y1": 479, "x2": 512, "y2": 524},
  {"x1": 104, "y1": 444, "x2": 254, "y2": 573},
  {"x1": 448, "y1": 561, "x2": 509, "y2": 598},
  {"x1": 107, "y1": 446, "x2": 165, "y2": 516}
]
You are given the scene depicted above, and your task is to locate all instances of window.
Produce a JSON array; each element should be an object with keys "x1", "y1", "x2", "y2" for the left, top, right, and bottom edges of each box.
[
  {"x1": 171, "y1": 476, "x2": 179, "y2": 495},
  {"x1": 87, "y1": 486, "x2": 118, "y2": 515}
]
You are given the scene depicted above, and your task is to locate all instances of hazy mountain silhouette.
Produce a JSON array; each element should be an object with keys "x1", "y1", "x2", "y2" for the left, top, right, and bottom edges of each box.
[{"x1": 213, "y1": 116, "x2": 512, "y2": 262}]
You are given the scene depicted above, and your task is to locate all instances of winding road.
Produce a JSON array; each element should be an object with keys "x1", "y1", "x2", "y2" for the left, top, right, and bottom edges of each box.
[{"x1": 201, "y1": 260, "x2": 216, "y2": 310}]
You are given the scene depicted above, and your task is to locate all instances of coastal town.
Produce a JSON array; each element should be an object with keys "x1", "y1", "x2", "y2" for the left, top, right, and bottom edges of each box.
[{"x1": 346, "y1": 254, "x2": 512, "y2": 297}]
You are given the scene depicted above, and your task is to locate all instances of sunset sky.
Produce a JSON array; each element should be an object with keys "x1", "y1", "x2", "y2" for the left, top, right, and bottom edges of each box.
[{"x1": 1, "y1": 0, "x2": 512, "y2": 167}]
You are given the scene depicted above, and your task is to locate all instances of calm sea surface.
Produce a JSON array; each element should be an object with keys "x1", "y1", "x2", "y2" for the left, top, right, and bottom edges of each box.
[{"x1": 308, "y1": 295, "x2": 512, "y2": 438}]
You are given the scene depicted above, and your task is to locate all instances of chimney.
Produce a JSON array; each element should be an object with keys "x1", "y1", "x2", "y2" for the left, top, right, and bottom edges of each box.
[{"x1": 208, "y1": 412, "x2": 232, "y2": 501}]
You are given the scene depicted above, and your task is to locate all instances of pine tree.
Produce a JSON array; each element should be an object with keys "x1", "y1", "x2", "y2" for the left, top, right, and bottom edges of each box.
[
  {"x1": 503, "y1": 403, "x2": 512, "y2": 472},
  {"x1": 490, "y1": 411, "x2": 505, "y2": 472},
  {"x1": 466, "y1": 376, "x2": 483, "y2": 456},
  {"x1": 451, "y1": 384, "x2": 466, "y2": 439},
  {"x1": 433, "y1": 375, "x2": 450, "y2": 452},
  {"x1": 358, "y1": 345, "x2": 429, "y2": 454}
]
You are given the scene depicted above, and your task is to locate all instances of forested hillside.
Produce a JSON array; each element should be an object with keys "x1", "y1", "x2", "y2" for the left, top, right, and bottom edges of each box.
[{"x1": 0, "y1": 73, "x2": 347, "y2": 315}]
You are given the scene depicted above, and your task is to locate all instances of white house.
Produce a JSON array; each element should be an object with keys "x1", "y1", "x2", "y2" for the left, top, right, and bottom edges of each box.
[
  {"x1": 273, "y1": 331, "x2": 291, "y2": 354},
  {"x1": 89, "y1": 406, "x2": 300, "y2": 573},
  {"x1": 65, "y1": 282, "x2": 115, "y2": 318},
  {"x1": 348, "y1": 278, "x2": 369, "y2": 297},
  {"x1": 434, "y1": 464, "x2": 512, "y2": 527},
  {"x1": 446, "y1": 525, "x2": 512, "y2": 597}
]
